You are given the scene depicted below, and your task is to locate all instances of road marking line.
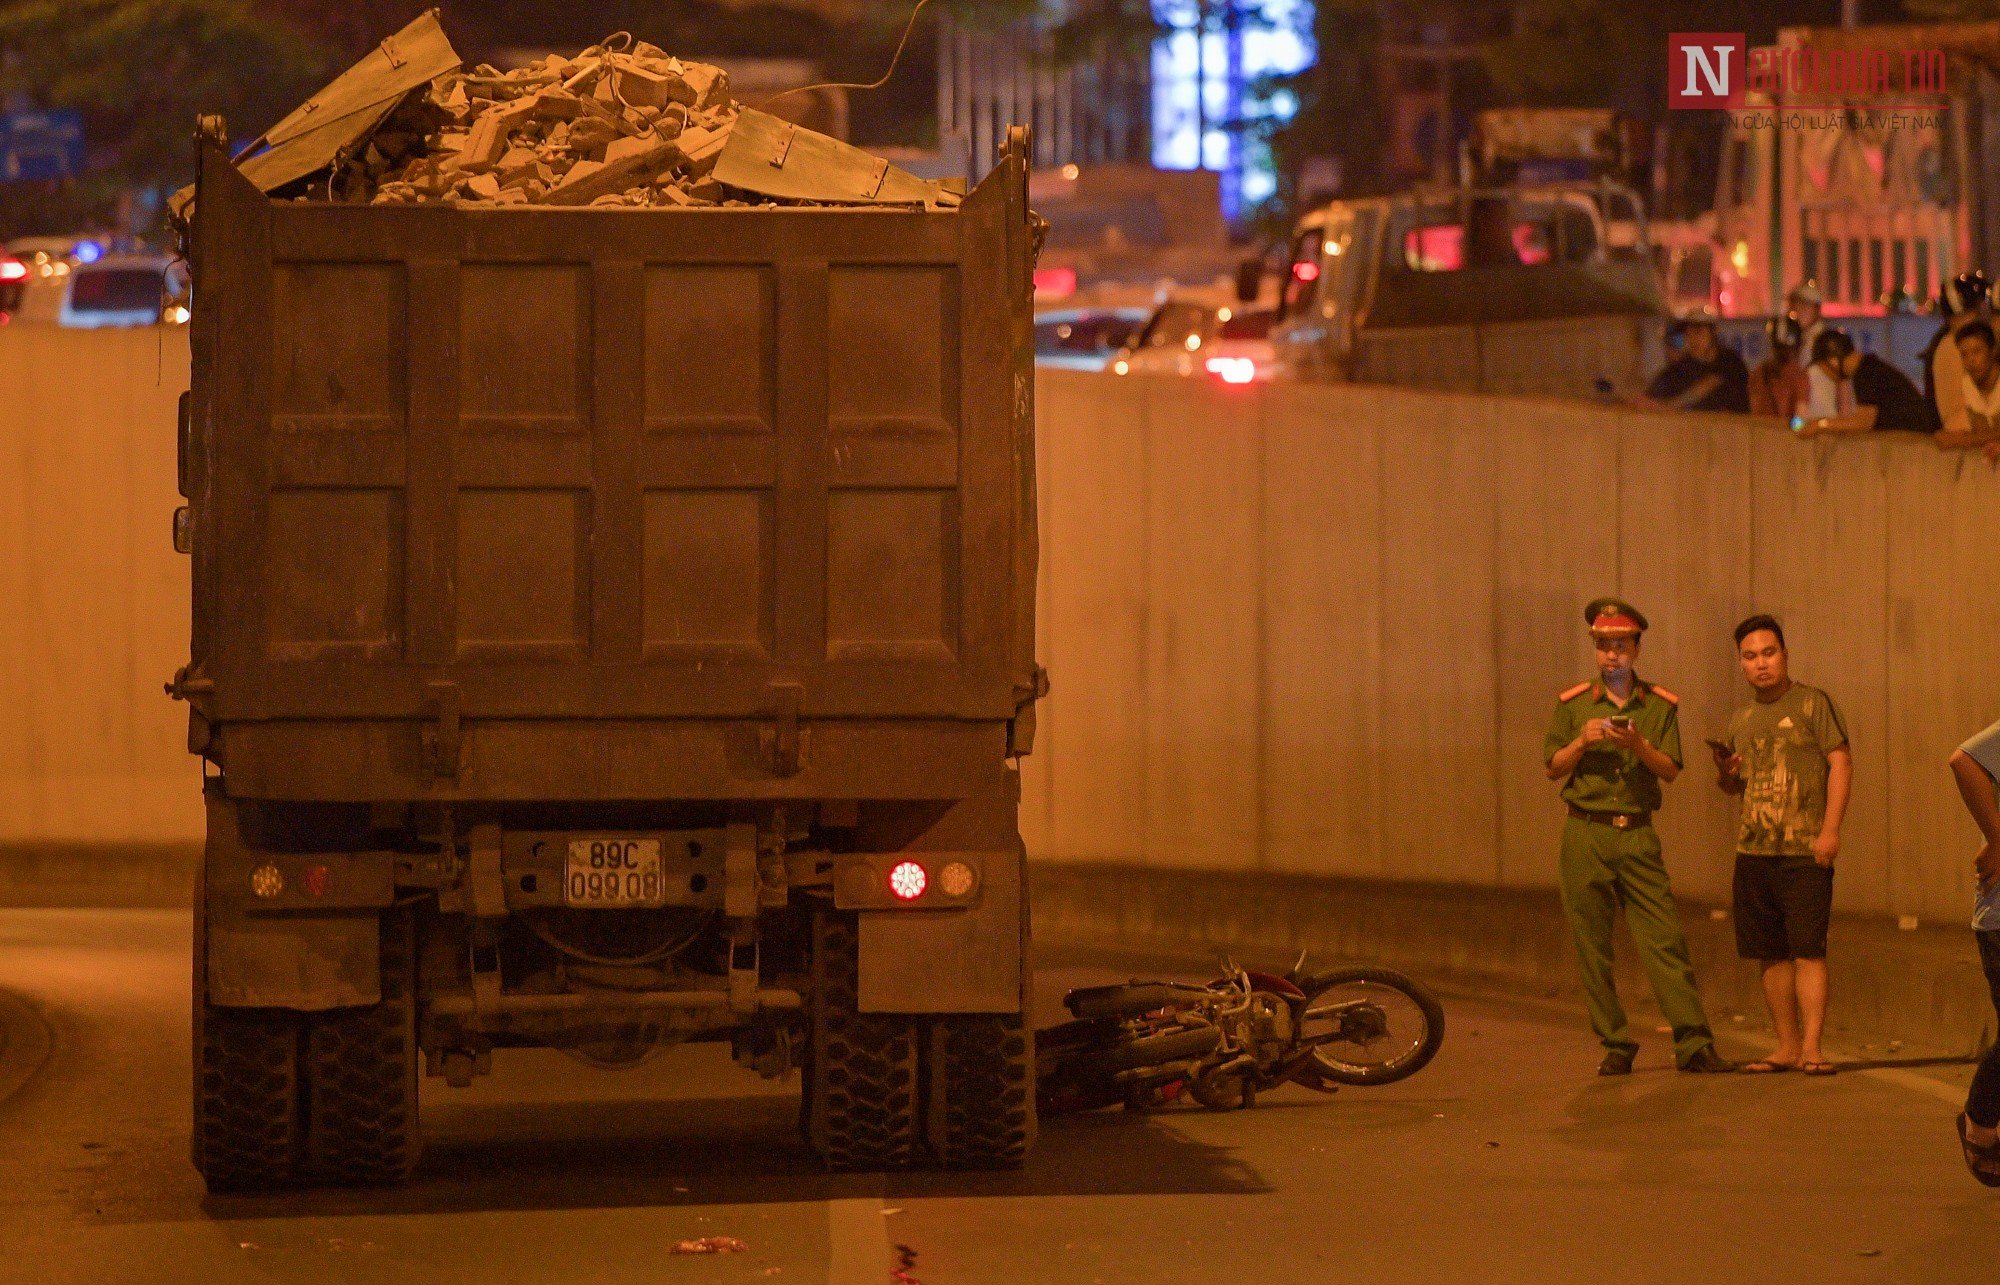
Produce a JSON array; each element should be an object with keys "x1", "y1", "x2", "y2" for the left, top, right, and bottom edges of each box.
[
  {"x1": 1731, "y1": 1030, "x2": 1972, "y2": 1107},
  {"x1": 826, "y1": 1188, "x2": 890, "y2": 1285},
  {"x1": 1858, "y1": 1065, "x2": 1972, "y2": 1107}
]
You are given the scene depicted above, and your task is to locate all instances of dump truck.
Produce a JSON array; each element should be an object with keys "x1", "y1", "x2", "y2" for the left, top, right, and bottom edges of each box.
[{"x1": 171, "y1": 90, "x2": 1044, "y2": 1188}]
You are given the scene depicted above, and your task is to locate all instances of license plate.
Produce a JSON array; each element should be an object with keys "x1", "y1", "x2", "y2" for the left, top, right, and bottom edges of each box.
[{"x1": 565, "y1": 838, "x2": 664, "y2": 908}]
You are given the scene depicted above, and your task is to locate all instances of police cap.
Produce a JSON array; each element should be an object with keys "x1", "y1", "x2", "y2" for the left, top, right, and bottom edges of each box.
[{"x1": 1584, "y1": 597, "x2": 1648, "y2": 639}]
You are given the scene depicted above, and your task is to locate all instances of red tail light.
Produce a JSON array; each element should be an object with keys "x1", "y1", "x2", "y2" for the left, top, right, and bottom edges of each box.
[
  {"x1": 0, "y1": 259, "x2": 27, "y2": 282},
  {"x1": 1205, "y1": 356, "x2": 1258, "y2": 385},
  {"x1": 887, "y1": 861, "x2": 928, "y2": 900}
]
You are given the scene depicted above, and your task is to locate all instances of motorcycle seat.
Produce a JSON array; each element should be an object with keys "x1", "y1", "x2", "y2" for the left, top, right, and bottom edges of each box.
[{"x1": 1064, "y1": 981, "x2": 1213, "y2": 1020}]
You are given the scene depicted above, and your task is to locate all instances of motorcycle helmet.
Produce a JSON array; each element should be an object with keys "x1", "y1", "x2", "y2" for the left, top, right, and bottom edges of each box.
[{"x1": 1944, "y1": 269, "x2": 1992, "y2": 315}]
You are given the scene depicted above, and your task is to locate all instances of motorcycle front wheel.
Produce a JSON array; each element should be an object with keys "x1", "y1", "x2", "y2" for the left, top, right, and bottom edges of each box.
[{"x1": 1299, "y1": 966, "x2": 1445, "y2": 1086}]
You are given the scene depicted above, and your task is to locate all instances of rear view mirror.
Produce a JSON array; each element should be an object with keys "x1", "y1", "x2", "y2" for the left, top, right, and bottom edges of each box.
[{"x1": 1235, "y1": 256, "x2": 1264, "y2": 304}]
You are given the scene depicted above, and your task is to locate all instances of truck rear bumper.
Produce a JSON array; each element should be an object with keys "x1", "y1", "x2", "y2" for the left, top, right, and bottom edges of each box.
[{"x1": 214, "y1": 718, "x2": 1013, "y2": 801}]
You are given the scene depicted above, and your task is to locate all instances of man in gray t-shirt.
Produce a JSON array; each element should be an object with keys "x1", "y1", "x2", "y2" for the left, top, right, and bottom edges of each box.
[{"x1": 1712, "y1": 616, "x2": 1851, "y2": 1076}]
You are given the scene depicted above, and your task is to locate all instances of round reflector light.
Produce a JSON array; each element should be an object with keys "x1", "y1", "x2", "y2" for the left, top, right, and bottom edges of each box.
[
  {"x1": 939, "y1": 861, "x2": 977, "y2": 897},
  {"x1": 887, "y1": 861, "x2": 928, "y2": 901},
  {"x1": 249, "y1": 863, "x2": 285, "y2": 899}
]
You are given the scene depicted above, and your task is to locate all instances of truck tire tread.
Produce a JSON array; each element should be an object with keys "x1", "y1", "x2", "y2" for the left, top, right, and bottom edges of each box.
[
  {"x1": 303, "y1": 908, "x2": 421, "y2": 1185},
  {"x1": 928, "y1": 1014, "x2": 1034, "y2": 1169},
  {"x1": 197, "y1": 1006, "x2": 302, "y2": 1192},
  {"x1": 810, "y1": 912, "x2": 918, "y2": 1171}
]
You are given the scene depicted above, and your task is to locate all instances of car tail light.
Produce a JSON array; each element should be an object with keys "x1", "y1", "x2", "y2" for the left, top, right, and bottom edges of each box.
[
  {"x1": 0, "y1": 259, "x2": 25, "y2": 282},
  {"x1": 249, "y1": 863, "x2": 284, "y2": 898},
  {"x1": 302, "y1": 863, "x2": 332, "y2": 898},
  {"x1": 1205, "y1": 356, "x2": 1258, "y2": 385},
  {"x1": 1033, "y1": 267, "x2": 1077, "y2": 298},
  {"x1": 1291, "y1": 260, "x2": 1320, "y2": 283},
  {"x1": 887, "y1": 861, "x2": 928, "y2": 901}
]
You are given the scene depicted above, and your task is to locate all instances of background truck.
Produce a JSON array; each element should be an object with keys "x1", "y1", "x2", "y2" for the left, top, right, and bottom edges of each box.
[
  {"x1": 1708, "y1": 21, "x2": 2000, "y2": 320},
  {"x1": 1267, "y1": 178, "x2": 1666, "y2": 398},
  {"x1": 174, "y1": 116, "x2": 1044, "y2": 1189}
]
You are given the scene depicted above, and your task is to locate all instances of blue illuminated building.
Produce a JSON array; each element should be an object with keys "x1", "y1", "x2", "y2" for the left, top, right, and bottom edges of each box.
[{"x1": 1151, "y1": 0, "x2": 1315, "y2": 220}]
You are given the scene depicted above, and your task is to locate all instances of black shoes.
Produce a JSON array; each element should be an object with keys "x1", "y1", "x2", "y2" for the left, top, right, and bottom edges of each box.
[
  {"x1": 1597, "y1": 1048, "x2": 1635, "y2": 1076},
  {"x1": 1677, "y1": 1046, "x2": 1739, "y2": 1074}
]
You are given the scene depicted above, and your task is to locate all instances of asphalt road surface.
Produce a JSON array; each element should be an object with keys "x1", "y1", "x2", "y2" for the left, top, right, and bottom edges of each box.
[{"x1": 0, "y1": 908, "x2": 1993, "y2": 1284}]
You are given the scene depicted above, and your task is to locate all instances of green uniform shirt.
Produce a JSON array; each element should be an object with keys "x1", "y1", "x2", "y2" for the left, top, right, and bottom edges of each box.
[
  {"x1": 1543, "y1": 679, "x2": 1684, "y2": 816},
  {"x1": 1723, "y1": 682, "x2": 1848, "y2": 856}
]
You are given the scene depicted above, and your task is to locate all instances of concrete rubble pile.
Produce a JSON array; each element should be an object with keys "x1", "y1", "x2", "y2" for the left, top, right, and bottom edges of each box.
[{"x1": 323, "y1": 35, "x2": 954, "y2": 211}]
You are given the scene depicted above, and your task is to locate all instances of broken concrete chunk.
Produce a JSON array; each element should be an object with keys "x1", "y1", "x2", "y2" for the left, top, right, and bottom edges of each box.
[
  {"x1": 678, "y1": 61, "x2": 729, "y2": 110},
  {"x1": 464, "y1": 172, "x2": 502, "y2": 200},
  {"x1": 615, "y1": 62, "x2": 695, "y2": 111},
  {"x1": 450, "y1": 111, "x2": 510, "y2": 172},
  {"x1": 536, "y1": 138, "x2": 678, "y2": 205},
  {"x1": 675, "y1": 122, "x2": 731, "y2": 177},
  {"x1": 603, "y1": 134, "x2": 658, "y2": 167},
  {"x1": 565, "y1": 117, "x2": 622, "y2": 155}
]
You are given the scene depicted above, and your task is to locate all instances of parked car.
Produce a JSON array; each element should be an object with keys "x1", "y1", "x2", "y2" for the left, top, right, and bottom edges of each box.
[
  {"x1": 1034, "y1": 306, "x2": 1149, "y2": 371},
  {"x1": 58, "y1": 254, "x2": 190, "y2": 328},
  {"x1": 1111, "y1": 300, "x2": 1278, "y2": 383},
  {"x1": 0, "y1": 252, "x2": 26, "y2": 319}
]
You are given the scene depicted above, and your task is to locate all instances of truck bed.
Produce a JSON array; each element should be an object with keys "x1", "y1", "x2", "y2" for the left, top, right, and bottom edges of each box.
[{"x1": 181, "y1": 141, "x2": 1039, "y2": 801}]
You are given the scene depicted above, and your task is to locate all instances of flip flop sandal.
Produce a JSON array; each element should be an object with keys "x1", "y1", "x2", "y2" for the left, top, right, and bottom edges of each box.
[
  {"x1": 1957, "y1": 1113, "x2": 2000, "y2": 1188},
  {"x1": 1741, "y1": 1058, "x2": 1797, "y2": 1074},
  {"x1": 1801, "y1": 1061, "x2": 1838, "y2": 1076}
]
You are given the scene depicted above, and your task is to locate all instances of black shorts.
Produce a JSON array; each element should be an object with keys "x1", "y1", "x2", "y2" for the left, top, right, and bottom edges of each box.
[{"x1": 1733, "y1": 853, "x2": 1834, "y2": 960}]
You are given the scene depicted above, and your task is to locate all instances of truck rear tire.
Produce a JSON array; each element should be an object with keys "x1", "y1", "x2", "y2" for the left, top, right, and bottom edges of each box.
[
  {"x1": 807, "y1": 911, "x2": 919, "y2": 1171},
  {"x1": 302, "y1": 907, "x2": 421, "y2": 1185},
  {"x1": 196, "y1": 1005, "x2": 303, "y2": 1193},
  {"x1": 926, "y1": 1014, "x2": 1034, "y2": 1169}
]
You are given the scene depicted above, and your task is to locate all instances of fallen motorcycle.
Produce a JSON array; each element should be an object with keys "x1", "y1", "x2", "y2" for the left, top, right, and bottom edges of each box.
[{"x1": 1037, "y1": 956, "x2": 1445, "y2": 1115}]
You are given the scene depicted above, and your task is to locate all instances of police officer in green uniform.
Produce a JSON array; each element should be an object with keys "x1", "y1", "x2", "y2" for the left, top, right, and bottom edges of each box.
[{"x1": 1544, "y1": 598, "x2": 1736, "y2": 1076}]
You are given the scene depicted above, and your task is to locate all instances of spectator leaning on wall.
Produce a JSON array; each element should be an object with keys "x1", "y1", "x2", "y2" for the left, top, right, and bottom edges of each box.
[
  {"x1": 1787, "y1": 281, "x2": 1827, "y2": 369},
  {"x1": 1937, "y1": 321, "x2": 2000, "y2": 457},
  {"x1": 1925, "y1": 271, "x2": 1993, "y2": 433},
  {"x1": 1800, "y1": 330, "x2": 1872, "y2": 432},
  {"x1": 1711, "y1": 615, "x2": 1851, "y2": 1078},
  {"x1": 1820, "y1": 330, "x2": 1932, "y2": 432},
  {"x1": 1644, "y1": 316, "x2": 1750, "y2": 413},
  {"x1": 1750, "y1": 316, "x2": 1811, "y2": 421}
]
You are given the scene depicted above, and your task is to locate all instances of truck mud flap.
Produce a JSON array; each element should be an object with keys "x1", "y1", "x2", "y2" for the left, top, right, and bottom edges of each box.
[{"x1": 206, "y1": 907, "x2": 382, "y2": 1011}]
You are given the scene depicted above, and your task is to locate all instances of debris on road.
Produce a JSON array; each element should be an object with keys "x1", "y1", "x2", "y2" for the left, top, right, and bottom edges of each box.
[{"x1": 671, "y1": 1236, "x2": 749, "y2": 1254}]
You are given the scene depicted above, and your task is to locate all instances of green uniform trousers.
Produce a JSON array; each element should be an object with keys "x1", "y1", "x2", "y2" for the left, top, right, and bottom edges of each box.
[{"x1": 1557, "y1": 816, "x2": 1716, "y2": 1065}]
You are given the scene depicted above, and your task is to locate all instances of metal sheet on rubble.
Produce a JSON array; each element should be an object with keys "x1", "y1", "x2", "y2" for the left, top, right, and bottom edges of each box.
[
  {"x1": 237, "y1": 96, "x2": 402, "y2": 196},
  {"x1": 238, "y1": 8, "x2": 459, "y2": 193},
  {"x1": 714, "y1": 108, "x2": 946, "y2": 206}
]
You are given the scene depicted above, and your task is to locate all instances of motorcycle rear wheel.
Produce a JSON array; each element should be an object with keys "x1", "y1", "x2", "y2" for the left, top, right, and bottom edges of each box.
[{"x1": 1300, "y1": 966, "x2": 1445, "y2": 1086}]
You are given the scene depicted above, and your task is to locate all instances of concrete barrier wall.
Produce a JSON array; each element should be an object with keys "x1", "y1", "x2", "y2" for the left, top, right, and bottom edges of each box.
[
  {"x1": 1022, "y1": 369, "x2": 2000, "y2": 925},
  {"x1": 0, "y1": 327, "x2": 201, "y2": 843},
  {"x1": 4, "y1": 328, "x2": 1996, "y2": 929}
]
